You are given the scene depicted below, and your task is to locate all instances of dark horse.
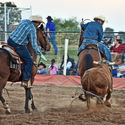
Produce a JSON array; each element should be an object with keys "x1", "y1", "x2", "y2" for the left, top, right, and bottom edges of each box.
[
  {"x1": 0, "y1": 24, "x2": 50, "y2": 113},
  {"x1": 78, "y1": 30, "x2": 113, "y2": 108}
]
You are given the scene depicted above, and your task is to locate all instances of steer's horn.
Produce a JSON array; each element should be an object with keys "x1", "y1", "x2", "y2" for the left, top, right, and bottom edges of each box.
[
  {"x1": 108, "y1": 62, "x2": 116, "y2": 66},
  {"x1": 93, "y1": 61, "x2": 99, "y2": 64}
]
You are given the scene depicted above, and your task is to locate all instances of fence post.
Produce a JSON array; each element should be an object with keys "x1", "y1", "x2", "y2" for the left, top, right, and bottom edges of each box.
[
  {"x1": 30, "y1": 5, "x2": 32, "y2": 16},
  {"x1": 63, "y1": 39, "x2": 69, "y2": 75},
  {"x1": 4, "y1": 3, "x2": 7, "y2": 42}
]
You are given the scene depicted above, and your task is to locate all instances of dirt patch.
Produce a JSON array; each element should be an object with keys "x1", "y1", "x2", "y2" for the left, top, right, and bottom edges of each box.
[{"x1": 0, "y1": 84, "x2": 125, "y2": 125}]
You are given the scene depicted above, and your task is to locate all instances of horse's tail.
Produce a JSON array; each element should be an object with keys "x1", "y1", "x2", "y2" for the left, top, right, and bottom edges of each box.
[{"x1": 84, "y1": 54, "x2": 93, "y2": 70}]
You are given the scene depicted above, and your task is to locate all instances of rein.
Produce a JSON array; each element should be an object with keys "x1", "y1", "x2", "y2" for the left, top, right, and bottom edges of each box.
[{"x1": 37, "y1": 25, "x2": 48, "y2": 51}]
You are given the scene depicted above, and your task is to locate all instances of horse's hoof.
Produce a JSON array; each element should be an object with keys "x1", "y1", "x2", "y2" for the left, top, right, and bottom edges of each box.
[
  {"x1": 32, "y1": 106, "x2": 37, "y2": 111},
  {"x1": 25, "y1": 108, "x2": 31, "y2": 113},
  {"x1": 6, "y1": 108, "x2": 11, "y2": 114},
  {"x1": 104, "y1": 101, "x2": 111, "y2": 107},
  {"x1": 79, "y1": 94, "x2": 86, "y2": 101}
]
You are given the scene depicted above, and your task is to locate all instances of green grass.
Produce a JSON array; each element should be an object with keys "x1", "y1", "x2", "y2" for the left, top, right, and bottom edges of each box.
[{"x1": 37, "y1": 44, "x2": 78, "y2": 69}]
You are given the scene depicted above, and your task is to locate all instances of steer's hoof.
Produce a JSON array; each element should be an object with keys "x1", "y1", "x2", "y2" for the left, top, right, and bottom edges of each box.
[{"x1": 6, "y1": 108, "x2": 11, "y2": 114}]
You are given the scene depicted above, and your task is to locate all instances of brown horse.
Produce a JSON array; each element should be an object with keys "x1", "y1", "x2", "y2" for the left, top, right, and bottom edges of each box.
[
  {"x1": 78, "y1": 31, "x2": 113, "y2": 108},
  {"x1": 0, "y1": 24, "x2": 50, "y2": 113}
]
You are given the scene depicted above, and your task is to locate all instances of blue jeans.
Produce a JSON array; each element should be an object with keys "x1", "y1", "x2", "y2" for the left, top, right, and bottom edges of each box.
[
  {"x1": 7, "y1": 38, "x2": 33, "y2": 81},
  {"x1": 48, "y1": 33, "x2": 58, "y2": 54},
  {"x1": 78, "y1": 40, "x2": 112, "y2": 62}
]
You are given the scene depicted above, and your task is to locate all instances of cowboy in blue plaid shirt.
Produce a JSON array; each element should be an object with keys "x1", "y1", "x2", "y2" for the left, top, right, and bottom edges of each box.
[{"x1": 7, "y1": 15, "x2": 47, "y2": 88}]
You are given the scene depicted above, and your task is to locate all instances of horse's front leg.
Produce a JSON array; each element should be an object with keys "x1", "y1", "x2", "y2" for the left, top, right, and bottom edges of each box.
[
  {"x1": 24, "y1": 88, "x2": 37, "y2": 113},
  {"x1": 24, "y1": 88, "x2": 31, "y2": 113},
  {"x1": 29, "y1": 88, "x2": 37, "y2": 111},
  {"x1": 0, "y1": 89, "x2": 11, "y2": 114}
]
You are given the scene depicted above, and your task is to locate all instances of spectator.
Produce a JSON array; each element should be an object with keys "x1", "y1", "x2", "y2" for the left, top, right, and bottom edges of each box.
[
  {"x1": 115, "y1": 54, "x2": 125, "y2": 78},
  {"x1": 117, "y1": 66, "x2": 125, "y2": 78},
  {"x1": 110, "y1": 35, "x2": 121, "y2": 51},
  {"x1": 37, "y1": 62, "x2": 48, "y2": 74},
  {"x1": 111, "y1": 53, "x2": 125, "y2": 78},
  {"x1": 111, "y1": 53, "x2": 120, "y2": 77},
  {"x1": 116, "y1": 35, "x2": 121, "y2": 39},
  {"x1": 43, "y1": 16, "x2": 58, "y2": 55},
  {"x1": 59, "y1": 55, "x2": 76, "y2": 75},
  {"x1": 49, "y1": 59, "x2": 58, "y2": 75},
  {"x1": 112, "y1": 38, "x2": 125, "y2": 53}
]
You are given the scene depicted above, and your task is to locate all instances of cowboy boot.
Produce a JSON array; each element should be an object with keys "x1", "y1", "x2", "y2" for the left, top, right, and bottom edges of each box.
[
  {"x1": 21, "y1": 79, "x2": 32, "y2": 88},
  {"x1": 27, "y1": 79, "x2": 32, "y2": 88},
  {"x1": 21, "y1": 81, "x2": 27, "y2": 87}
]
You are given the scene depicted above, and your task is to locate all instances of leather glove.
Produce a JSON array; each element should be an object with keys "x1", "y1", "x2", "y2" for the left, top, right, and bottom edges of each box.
[{"x1": 40, "y1": 54, "x2": 47, "y2": 62}]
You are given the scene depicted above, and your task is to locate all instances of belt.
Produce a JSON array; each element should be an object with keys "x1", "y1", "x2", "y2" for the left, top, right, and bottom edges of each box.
[{"x1": 83, "y1": 38, "x2": 93, "y2": 40}]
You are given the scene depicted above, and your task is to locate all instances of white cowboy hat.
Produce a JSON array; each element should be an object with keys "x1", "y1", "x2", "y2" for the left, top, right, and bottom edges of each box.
[
  {"x1": 29, "y1": 15, "x2": 44, "y2": 23},
  {"x1": 94, "y1": 16, "x2": 108, "y2": 23}
]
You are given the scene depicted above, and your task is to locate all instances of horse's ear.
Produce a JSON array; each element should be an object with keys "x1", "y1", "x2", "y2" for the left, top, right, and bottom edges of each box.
[{"x1": 39, "y1": 24, "x2": 44, "y2": 31}]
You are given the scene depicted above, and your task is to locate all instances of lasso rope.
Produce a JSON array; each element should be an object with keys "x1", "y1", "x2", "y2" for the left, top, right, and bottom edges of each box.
[{"x1": 63, "y1": 75, "x2": 103, "y2": 102}]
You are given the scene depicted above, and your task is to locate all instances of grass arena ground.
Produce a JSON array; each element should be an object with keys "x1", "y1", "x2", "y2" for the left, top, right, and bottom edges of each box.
[{"x1": 0, "y1": 82, "x2": 125, "y2": 125}]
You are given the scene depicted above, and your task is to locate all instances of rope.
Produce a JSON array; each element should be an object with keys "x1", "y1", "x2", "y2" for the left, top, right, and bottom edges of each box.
[
  {"x1": 63, "y1": 75, "x2": 103, "y2": 101},
  {"x1": 97, "y1": 44, "x2": 102, "y2": 61}
]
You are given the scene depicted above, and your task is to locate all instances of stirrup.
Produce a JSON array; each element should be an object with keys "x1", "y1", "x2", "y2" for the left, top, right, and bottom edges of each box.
[
  {"x1": 21, "y1": 80, "x2": 32, "y2": 88},
  {"x1": 27, "y1": 80, "x2": 32, "y2": 88},
  {"x1": 21, "y1": 81, "x2": 27, "y2": 87}
]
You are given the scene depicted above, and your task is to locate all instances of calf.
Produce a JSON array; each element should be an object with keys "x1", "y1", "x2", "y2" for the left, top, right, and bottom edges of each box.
[{"x1": 81, "y1": 64, "x2": 113, "y2": 109}]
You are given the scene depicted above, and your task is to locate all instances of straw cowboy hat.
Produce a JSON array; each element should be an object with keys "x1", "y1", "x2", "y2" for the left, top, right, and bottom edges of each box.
[
  {"x1": 29, "y1": 15, "x2": 44, "y2": 23},
  {"x1": 94, "y1": 16, "x2": 108, "y2": 22}
]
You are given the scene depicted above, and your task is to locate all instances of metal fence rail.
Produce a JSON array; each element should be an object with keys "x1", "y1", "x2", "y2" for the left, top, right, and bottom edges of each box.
[{"x1": 0, "y1": 31, "x2": 125, "y2": 75}]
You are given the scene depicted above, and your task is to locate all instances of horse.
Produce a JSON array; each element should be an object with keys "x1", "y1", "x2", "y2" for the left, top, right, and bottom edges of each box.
[
  {"x1": 0, "y1": 24, "x2": 51, "y2": 114},
  {"x1": 78, "y1": 30, "x2": 113, "y2": 109}
]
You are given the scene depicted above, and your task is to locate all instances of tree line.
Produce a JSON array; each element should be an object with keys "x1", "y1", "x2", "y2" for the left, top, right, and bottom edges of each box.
[{"x1": 0, "y1": 2, "x2": 125, "y2": 42}]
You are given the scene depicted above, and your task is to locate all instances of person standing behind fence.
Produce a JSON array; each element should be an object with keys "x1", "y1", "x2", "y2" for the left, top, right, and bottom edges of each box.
[
  {"x1": 45, "y1": 16, "x2": 58, "y2": 55},
  {"x1": 49, "y1": 59, "x2": 58, "y2": 75}
]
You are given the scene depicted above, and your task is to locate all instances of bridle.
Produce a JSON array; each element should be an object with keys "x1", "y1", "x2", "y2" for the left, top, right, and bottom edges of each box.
[{"x1": 37, "y1": 27, "x2": 47, "y2": 51}]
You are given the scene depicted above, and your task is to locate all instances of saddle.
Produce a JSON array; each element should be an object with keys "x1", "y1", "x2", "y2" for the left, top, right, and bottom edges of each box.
[
  {"x1": 85, "y1": 44, "x2": 106, "y2": 58},
  {"x1": 85, "y1": 44, "x2": 98, "y2": 50},
  {"x1": 2, "y1": 45, "x2": 23, "y2": 70}
]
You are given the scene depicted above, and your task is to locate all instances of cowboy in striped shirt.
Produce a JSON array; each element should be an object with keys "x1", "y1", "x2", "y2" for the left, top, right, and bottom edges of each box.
[{"x1": 7, "y1": 15, "x2": 47, "y2": 88}]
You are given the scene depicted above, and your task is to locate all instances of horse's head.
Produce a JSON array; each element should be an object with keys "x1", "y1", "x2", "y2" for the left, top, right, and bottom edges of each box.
[{"x1": 37, "y1": 24, "x2": 51, "y2": 51}]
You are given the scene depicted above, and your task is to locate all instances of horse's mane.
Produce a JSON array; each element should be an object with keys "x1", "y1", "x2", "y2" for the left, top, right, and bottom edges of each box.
[{"x1": 39, "y1": 24, "x2": 45, "y2": 31}]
